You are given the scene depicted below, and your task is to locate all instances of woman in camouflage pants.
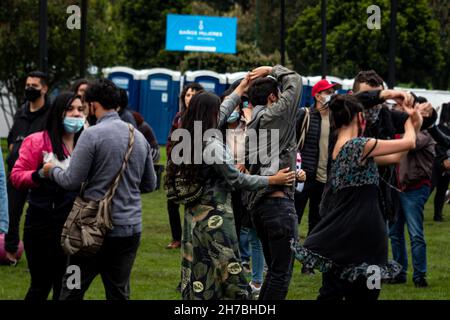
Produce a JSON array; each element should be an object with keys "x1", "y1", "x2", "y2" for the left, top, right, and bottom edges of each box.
[{"x1": 166, "y1": 87, "x2": 295, "y2": 300}]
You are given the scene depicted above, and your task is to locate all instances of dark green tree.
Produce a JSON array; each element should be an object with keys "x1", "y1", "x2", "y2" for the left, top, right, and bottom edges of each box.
[
  {"x1": 179, "y1": 41, "x2": 279, "y2": 73},
  {"x1": 0, "y1": 0, "x2": 124, "y2": 106},
  {"x1": 286, "y1": 0, "x2": 444, "y2": 89},
  {"x1": 119, "y1": 0, "x2": 191, "y2": 69},
  {"x1": 430, "y1": 0, "x2": 450, "y2": 89}
]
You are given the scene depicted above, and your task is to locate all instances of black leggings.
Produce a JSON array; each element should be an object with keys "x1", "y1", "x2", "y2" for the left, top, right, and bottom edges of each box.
[
  {"x1": 23, "y1": 216, "x2": 67, "y2": 301},
  {"x1": 4, "y1": 180, "x2": 28, "y2": 253},
  {"x1": 167, "y1": 199, "x2": 182, "y2": 241},
  {"x1": 431, "y1": 167, "x2": 449, "y2": 220}
]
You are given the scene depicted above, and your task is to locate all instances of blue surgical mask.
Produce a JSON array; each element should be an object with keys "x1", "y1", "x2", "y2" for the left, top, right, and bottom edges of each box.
[
  {"x1": 227, "y1": 111, "x2": 240, "y2": 123},
  {"x1": 63, "y1": 117, "x2": 85, "y2": 133}
]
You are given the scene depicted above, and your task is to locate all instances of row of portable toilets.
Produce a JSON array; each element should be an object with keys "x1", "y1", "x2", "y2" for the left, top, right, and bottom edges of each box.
[{"x1": 103, "y1": 66, "x2": 351, "y2": 145}]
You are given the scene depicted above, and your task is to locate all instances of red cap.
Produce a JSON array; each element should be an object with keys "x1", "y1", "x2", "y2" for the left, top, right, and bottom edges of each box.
[{"x1": 312, "y1": 79, "x2": 338, "y2": 97}]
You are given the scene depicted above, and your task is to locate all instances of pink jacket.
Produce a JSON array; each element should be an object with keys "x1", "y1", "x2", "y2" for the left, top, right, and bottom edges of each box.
[{"x1": 11, "y1": 131, "x2": 69, "y2": 190}]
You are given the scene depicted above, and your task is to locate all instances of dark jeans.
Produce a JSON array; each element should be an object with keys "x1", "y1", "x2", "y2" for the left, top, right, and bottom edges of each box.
[
  {"x1": 252, "y1": 197, "x2": 298, "y2": 300},
  {"x1": 318, "y1": 272, "x2": 380, "y2": 301},
  {"x1": 60, "y1": 233, "x2": 140, "y2": 300},
  {"x1": 23, "y1": 216, "x2": 67, "y2": 300},
  {"x1": 167, "y1": 199, "x2": 182, "y2": 241},
  {"x1": 295, "y1": 179, "x2": 325, "y2": 234},
  {"x1": 231, "y1": 191, "x2": 244, "y2": 239},
  {"x1": 431, "y1": 166, "x2": 449, "y2": 220},
  {"x1": 4, "y1": 179, "x2": 28, "y2": 253}
]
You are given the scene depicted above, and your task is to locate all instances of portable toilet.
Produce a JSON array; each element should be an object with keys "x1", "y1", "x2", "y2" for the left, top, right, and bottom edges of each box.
[
  {"x1": 226, "y1": 71, "x2": 249, "y2": 89},
  {"x1": 138, "y1": 68, "x2": 181, "y2": 145},
  {"x1": 300, "y1": 78, "x2": 313, "y2": 108},
  {"x1": 102, "y1": 66, "x2": 141, "y2": 112},
  {"x1": 183, "y1": 70, "x2": 227, "y2": 96}
]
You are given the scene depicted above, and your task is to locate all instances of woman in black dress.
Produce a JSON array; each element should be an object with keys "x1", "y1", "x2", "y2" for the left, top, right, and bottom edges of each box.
[{"x1": 292, "y1": 94, "x2": 422, "y2": 300}]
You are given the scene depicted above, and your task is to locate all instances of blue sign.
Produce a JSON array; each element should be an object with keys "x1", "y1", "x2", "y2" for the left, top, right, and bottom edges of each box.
[{"x1": 166, "y1": 14, "x2": 237, "y2": 54}]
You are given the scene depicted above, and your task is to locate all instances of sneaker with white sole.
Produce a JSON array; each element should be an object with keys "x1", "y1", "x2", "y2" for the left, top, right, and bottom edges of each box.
[
  {"x1": 249, "y1": 282, "x2": 261, "y2": 300},
  {"x1": 249, "y1": 281, "x2": 261, "y2": 293}
]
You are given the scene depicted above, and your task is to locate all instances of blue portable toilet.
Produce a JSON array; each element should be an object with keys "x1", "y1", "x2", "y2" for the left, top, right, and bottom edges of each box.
[
  {"x1": 183, "y1": 70, "x2": 227, "y2": 97},
  {"x1": 226, "y1": 71, "x2": 248, "y2": 89},
  {"x1": 102, "y1": 66, "x2": 141, "y2": 112},
  {"x1": 299, "y1": 78, "x2": 313, "y2": 108},
  {"x1": 138, "y1": 68, "x2": 181, "y2": 145}
]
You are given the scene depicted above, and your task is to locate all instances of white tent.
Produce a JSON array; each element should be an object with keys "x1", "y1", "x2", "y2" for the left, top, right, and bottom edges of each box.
[{"x1": 394, "y1": 87, "x2": 450, "y2": 114}]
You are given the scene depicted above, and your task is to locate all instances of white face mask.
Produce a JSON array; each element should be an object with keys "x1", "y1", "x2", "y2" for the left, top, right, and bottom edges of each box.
[{"x1": 322, "y1": 94, "x2": 331, "y2": 105}]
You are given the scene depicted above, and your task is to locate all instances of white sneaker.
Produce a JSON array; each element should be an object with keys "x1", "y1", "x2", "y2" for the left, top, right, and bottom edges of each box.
[
  {"x1": 249, "y1": 282, "x2": 261, "y2": 300},
  {"x1": 249, "y1": 281, "x2": 261, "y2": 293}
]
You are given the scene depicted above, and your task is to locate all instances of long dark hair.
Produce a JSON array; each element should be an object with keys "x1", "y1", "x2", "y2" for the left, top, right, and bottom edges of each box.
[
  {"x1": 328, "y1": 94, "x2": 363, "y2": 129},
  {"x1": 180, "y1": 82, "x2": 204, "y2": 112},
  {"x1": 71, "y1": 78, "x2": 88, "y2": 95},
  {"x1": 45, "y1": 92, "x2": 83, "y2": 161},
  {"x1": 165, "y1": 90, "x2": 220, "y2": 188}
]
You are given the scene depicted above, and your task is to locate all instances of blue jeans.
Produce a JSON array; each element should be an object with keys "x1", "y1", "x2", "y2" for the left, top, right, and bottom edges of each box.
[
  {"x1": 389, "y1": 185, "x2": 430, "y2": 281},
  {"x1": 239, "y1": 227, "x2": 265, "y2": 284}
]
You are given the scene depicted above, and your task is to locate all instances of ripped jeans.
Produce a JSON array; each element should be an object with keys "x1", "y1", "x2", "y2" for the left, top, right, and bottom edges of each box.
[{"x1": 251, "y1": 197, "x2": 298, "y2": 300}]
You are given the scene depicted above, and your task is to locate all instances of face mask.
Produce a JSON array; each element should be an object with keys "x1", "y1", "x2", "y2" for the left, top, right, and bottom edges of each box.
[
  {"x1": 322, "y1": 94, "x2": 331, "y2": 106},
  {"x1": 63, "y1": 117, "x2": 85, "y2": 133},
  {"x1": 363, "y1": 104, "x2": 382, "y2": 125},
  {"x1": 25, "y1": 87, "x2": 42, "y2": 102},
  {"x1": 87, "y1": 115, "x2": 97, "y2": 126},
  {"x1": 227, "y1": 111, "x2": 240, "y2": 123}
]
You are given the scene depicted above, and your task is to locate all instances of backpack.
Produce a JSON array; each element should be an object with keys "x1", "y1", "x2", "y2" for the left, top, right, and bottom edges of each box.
[{"x1": 165, "y1": 160, "x2": 204, "y2": 205}]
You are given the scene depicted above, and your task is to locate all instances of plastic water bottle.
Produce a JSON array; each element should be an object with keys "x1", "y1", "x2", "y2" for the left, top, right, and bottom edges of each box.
[{"x1": 295, "y1": 152, "x2": 304, "y2": 193}]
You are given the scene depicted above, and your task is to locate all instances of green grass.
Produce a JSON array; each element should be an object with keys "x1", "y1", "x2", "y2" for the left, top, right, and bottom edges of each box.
[{"x1": 0, "y1": 140, "x2": 449, "y2": 300}]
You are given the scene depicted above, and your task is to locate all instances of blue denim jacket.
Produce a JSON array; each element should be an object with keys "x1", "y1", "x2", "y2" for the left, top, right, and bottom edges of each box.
[{"x1": 0, "y1": 148, "x2": 9, "y2": 233}]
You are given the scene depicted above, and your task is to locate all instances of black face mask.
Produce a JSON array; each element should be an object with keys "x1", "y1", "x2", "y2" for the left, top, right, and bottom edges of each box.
[
  {"x1": 87, "y1": 115, "x2": 97, "y2": 126},
  {"x1": 86, "y1": 102, "x2": 97, "y2": 126},
  {"x1": 25, "y1": 87, "x2": 42, "y2": 102}
]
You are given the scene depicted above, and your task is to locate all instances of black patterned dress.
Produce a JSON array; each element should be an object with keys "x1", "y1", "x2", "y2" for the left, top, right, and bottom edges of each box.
[{"x1": 292, "y1": 137, "x2": 401, "y2": 282}]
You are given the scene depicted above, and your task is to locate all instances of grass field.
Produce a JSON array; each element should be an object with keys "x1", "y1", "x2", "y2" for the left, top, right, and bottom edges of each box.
[{"x1": 0, "y1": 139, "x2": 449, "y2": 300}]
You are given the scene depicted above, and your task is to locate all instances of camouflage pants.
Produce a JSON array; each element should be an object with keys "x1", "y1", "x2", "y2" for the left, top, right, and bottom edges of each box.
[{"x1": 180, "y1": 196, "x2": 251, "y2": 300}]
